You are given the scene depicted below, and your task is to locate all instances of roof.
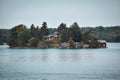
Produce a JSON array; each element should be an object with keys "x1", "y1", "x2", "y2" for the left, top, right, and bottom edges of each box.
[
  {"x1": 98, "y1": 40, "x2": 107, "y2": 43},
  {"x1": 43, "y1": 34, "x2": 58, "y2": 38},
  {"x1": 48, "y1": 34, "x2": 58, "y2": 37}
]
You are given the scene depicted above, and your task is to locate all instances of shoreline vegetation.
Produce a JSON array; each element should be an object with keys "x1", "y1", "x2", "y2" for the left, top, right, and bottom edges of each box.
[{"x1": 0, "y1": 22, "x2": 120, "y2": 48}]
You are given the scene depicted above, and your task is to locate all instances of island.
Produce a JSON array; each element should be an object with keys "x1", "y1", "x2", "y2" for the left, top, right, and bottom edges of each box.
[{"x1": 2, "y1": 22, "x2": 109, "y2": 49}]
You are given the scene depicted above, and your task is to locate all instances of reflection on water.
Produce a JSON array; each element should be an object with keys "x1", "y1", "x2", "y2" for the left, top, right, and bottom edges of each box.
[
  {"x1": 0, "y1": 53, "x2": 94, "y2": 63},
  {"x1": 0, "y1": 55, "x2": 49, "y2": 63},
  {"x1": 59, "y1": 53, "x2": 80, "y2": 62},
  {"x1": 10, "y1": 54, "x2": 48, "y2": 63},
  {"x1": 58, "y1": 53, "x2": 93, "y2": 62}
]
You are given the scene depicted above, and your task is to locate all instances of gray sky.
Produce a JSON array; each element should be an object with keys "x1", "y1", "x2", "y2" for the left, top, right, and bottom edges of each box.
[{"x1": 0, "y1": 0, "x2": 120, "y2": 29}]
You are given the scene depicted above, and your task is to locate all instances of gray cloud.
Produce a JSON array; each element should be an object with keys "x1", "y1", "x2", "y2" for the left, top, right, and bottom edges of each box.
[{"x1": 0, "y1": 0, "x2": 120, "y2": 29}]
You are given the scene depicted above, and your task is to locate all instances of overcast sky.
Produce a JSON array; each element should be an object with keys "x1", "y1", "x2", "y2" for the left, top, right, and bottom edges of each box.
[{"x1": 0, "y1": 0, "x2": 120, "y2": 29}]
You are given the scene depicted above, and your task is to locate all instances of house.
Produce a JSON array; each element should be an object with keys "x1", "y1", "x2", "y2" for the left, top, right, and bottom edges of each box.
[
  {"x1": 43, "y1": 34, "x2": 58, "y2": 40},
  {"x1": 98, "y1": 40, "x2": 107, "y2": 48}
]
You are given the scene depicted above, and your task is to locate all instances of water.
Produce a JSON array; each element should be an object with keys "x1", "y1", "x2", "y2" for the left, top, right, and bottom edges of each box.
[{"x1": 0, "y1": 43, "x2": 120, "y2": 80}]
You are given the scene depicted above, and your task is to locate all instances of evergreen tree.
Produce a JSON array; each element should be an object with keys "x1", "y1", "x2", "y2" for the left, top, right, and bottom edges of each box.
[
  {"x1": 59, "y1": 22, "x2": 82, "y2": 42},
  {"x1": 69, "y1": 22, "x2": 82, "y2": 42},
  {"x1": 58, "y1": 23, "x2": 67, "y2": 34},
  {"x1": 40, "y1": 22, "x2": 49, "y2": 37}
]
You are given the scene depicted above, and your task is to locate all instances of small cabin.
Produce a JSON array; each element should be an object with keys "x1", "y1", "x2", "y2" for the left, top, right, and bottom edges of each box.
[{"x1": 98, "y1": 40, "x2": 107, "y2": 48}]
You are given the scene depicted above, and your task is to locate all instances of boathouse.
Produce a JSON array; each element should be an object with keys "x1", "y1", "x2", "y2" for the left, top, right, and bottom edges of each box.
[{"x1": 98, "y1": 40, "x2": 107, "y2": 48}]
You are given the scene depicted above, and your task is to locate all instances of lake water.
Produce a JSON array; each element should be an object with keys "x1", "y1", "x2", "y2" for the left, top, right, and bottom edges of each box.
[{"x1": 0, "y1": 43, "x2": 120, "y2": 80}]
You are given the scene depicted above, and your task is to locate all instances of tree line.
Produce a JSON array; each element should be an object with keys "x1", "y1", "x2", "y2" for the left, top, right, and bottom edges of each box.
[{"x1": 0, "y1": 22, "x2": 120, "y2": 47}]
